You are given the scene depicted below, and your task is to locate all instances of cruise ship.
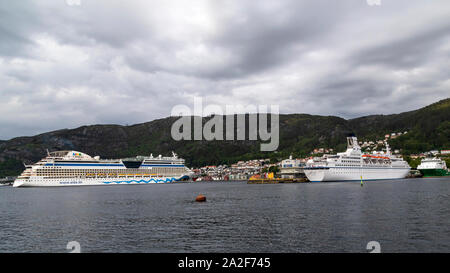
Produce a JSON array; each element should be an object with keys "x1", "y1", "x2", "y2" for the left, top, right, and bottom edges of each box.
[
  {"x1": 13, "y1": 151, "x2": 193, "y2": 187},
  {"x1": 304, "y1": 135, "x2": 411, "y2": 182},
  {"x1": 417, "y1": 157, "x2": 450, "y2": 177}
]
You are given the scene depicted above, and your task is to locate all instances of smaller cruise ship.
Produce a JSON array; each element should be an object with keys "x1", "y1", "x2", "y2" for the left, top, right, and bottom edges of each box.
[
  {"x1": 304, "y1": 135, "x2": 411, "y2": 182},
  {"x1": 417, "y1": 157, "x2": 449, "y2": 177},
  {"x1": 13, "y1": 151, "x2": 193, "y2": 187}
]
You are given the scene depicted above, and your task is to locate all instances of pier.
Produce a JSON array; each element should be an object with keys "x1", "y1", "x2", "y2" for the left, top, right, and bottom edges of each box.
[
  {"x1": 406, "y1": 170, "x2": 423, "y2": 178},
  {"x1": 247, "y1": 178, "x2": 309, "y2": 184},
  {"x1": 0, "y1": 176, "x2": 16, "y2": 185}
]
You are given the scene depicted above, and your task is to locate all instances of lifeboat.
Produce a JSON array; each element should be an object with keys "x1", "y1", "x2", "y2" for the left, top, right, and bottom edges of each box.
[{"x1": 362, "y1": 154, "x2": 389, "y2": 160}]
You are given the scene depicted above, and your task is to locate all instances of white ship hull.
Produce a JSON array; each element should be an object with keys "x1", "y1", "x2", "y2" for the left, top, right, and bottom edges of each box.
[
  {"x1": 304, "y1": 136, "x2": 411, "y2": 182},
  {"x1": 13, "y1": 175, "x2": 190, "y2": 188},
  {"x1": 304, "y1": 167, "x2": 410, "y2": 182}
]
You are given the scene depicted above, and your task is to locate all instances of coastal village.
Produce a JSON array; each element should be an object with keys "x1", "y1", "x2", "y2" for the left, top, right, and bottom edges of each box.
[
  {"x1": 192, "y1": 131, "x2": 450, "y2": 181},
  {"x1": 1, "y1": 131, "x2": 449, "y2": 185}
]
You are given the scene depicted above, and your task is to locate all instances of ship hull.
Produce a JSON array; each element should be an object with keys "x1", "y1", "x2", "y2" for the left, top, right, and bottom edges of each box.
[
  {"x1": 13, "y1": 175, "x2": 190, "y2": 188},
  {"x1": 418, "y1": 169, "x2": 450, "y2": 177},
  {"x1": 304, "y1": 167, "x2": 410, "y2": 182}
]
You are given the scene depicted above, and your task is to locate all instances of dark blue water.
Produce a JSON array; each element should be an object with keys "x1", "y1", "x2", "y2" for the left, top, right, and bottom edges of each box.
[{"x1": 1, "y1": 178, "x2": 449, "y2": 253}]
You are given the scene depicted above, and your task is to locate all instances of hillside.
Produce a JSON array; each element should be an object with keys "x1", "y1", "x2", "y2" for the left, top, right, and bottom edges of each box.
[
  {"x1": 0, "y1": 98, "x2": 449, "y2": 176},
  {"x1": 349, "y1": 99, "x2": 450, "y2": 153}
]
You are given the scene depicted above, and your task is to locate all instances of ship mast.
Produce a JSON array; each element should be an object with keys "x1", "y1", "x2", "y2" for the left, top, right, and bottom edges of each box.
[{"x1": 384, "y1": 141, "x2": 391, "y2": 156}]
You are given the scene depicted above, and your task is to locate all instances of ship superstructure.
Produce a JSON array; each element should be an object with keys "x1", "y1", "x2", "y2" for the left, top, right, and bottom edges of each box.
[
  {"x1": 13, "y1": 151, "x2": 192, "y2": 187},
  {"x1": 304, "y1": 135, "x2": 410, "y2": 182}
]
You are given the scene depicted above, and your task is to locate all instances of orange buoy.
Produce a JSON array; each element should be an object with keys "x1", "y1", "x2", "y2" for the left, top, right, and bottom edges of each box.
[{"x1": 195, "y1": 194, "x2": 206, "y2": 202}]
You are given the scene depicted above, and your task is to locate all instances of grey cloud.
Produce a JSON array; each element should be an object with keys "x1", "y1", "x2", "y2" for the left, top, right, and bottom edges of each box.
[
  {"x1": 353, "y1": 22, "x2": 450, "y2": 69},
  {"x1": 0, "y1": 0, "x2": 449, "y2": 139},
  {"x1": 205, "y1": 1, "x2": 348, "y2": 79},
  {"x1": 0, "y1": 1, "x2": 40, "y2": 57},
  {"x1": 122, "y1": 1, "x2": 350, "y2": 79}
]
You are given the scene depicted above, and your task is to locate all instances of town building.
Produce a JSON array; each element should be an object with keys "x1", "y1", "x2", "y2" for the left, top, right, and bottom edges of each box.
[{"x1": 279, "y1": 155, "x2": 305, "y2": 179}]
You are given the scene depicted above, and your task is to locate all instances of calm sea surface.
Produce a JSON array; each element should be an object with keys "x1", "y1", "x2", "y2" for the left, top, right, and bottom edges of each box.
[{"x1": 0, "y1": 178, "x2": 449, "y2": 253}]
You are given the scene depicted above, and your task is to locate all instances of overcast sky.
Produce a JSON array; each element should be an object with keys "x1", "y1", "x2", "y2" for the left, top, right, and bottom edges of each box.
[{"x1": 0, "y1": 0, "x2": 449, "y2": 140}]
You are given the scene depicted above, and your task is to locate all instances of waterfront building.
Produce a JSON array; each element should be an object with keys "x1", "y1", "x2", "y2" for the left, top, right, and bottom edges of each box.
[{"x1": 279, "y1": 155, "x2": 306, "y2": 179}]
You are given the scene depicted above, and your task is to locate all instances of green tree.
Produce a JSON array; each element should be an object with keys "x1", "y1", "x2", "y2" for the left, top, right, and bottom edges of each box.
[
  {"x1": 0, "y1": 158, "x2": 24, "y2": 177},
  {"x1": 268, "y1": 166, "x2": 280, "y2": 174}
]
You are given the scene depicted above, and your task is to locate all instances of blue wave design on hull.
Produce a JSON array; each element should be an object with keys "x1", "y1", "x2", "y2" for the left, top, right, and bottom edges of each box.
[{"x1": 102, "y1": 177, "x2": 180, "y2": 185}]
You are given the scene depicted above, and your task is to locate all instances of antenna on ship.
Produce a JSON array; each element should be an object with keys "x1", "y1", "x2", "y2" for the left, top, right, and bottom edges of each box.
[
  {"x1": 384, "y1": 140, "x2": 391, "y2": 155},
  {"x1": 46, "y1": 149, "x2": 50, "y2": 156}
]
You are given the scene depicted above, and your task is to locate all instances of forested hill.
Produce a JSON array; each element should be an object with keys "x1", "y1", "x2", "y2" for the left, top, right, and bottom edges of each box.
[{"x1": 0, "y1": 98, "x2": 448, "y2": 176}]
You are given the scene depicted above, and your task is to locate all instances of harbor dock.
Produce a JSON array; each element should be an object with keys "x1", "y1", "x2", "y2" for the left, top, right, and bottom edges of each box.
[
  {"x1": 247, "y1": 177, "x2": 309, "y2": 184},
  {"x1": 0, "y1": 176, "x2": 16, "y2": 186},
  {"x1": 406, "y1": 170, "x2": 423, "y2": 178}
]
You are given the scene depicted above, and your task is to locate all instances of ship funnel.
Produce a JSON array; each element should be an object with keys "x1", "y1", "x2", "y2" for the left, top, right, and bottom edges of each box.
[{"x1": 346, "y1": 135, "x2": 359, "y2": 149}]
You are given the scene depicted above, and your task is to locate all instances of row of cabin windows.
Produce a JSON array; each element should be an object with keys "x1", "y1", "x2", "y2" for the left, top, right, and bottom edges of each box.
[{"x1": 36, "y1": 167, "x2": 185, "y2": 176}]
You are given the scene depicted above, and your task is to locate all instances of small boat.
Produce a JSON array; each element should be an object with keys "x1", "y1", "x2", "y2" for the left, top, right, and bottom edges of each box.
[{"x1": 417, "y1": 157, "x2": 450, "y2": 177}]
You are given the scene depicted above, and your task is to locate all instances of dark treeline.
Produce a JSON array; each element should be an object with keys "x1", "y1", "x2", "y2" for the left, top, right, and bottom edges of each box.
[{"x1": 0, "y1": 98, "x2": 448, "y2": 176}]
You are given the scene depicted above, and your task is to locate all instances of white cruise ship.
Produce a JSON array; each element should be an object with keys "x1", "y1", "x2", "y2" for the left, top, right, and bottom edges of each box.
[
  {"x1": 304, "y1": 135, "x2": 410, "y2": 182},
  {"x1": 13, "y1": 151, "x2": 193, "y2": 187}
]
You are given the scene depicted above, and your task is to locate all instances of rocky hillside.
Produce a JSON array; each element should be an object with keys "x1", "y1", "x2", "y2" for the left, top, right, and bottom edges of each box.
[{"x1": 0, "y1": 98, "x2": 448, "y2": 176}]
